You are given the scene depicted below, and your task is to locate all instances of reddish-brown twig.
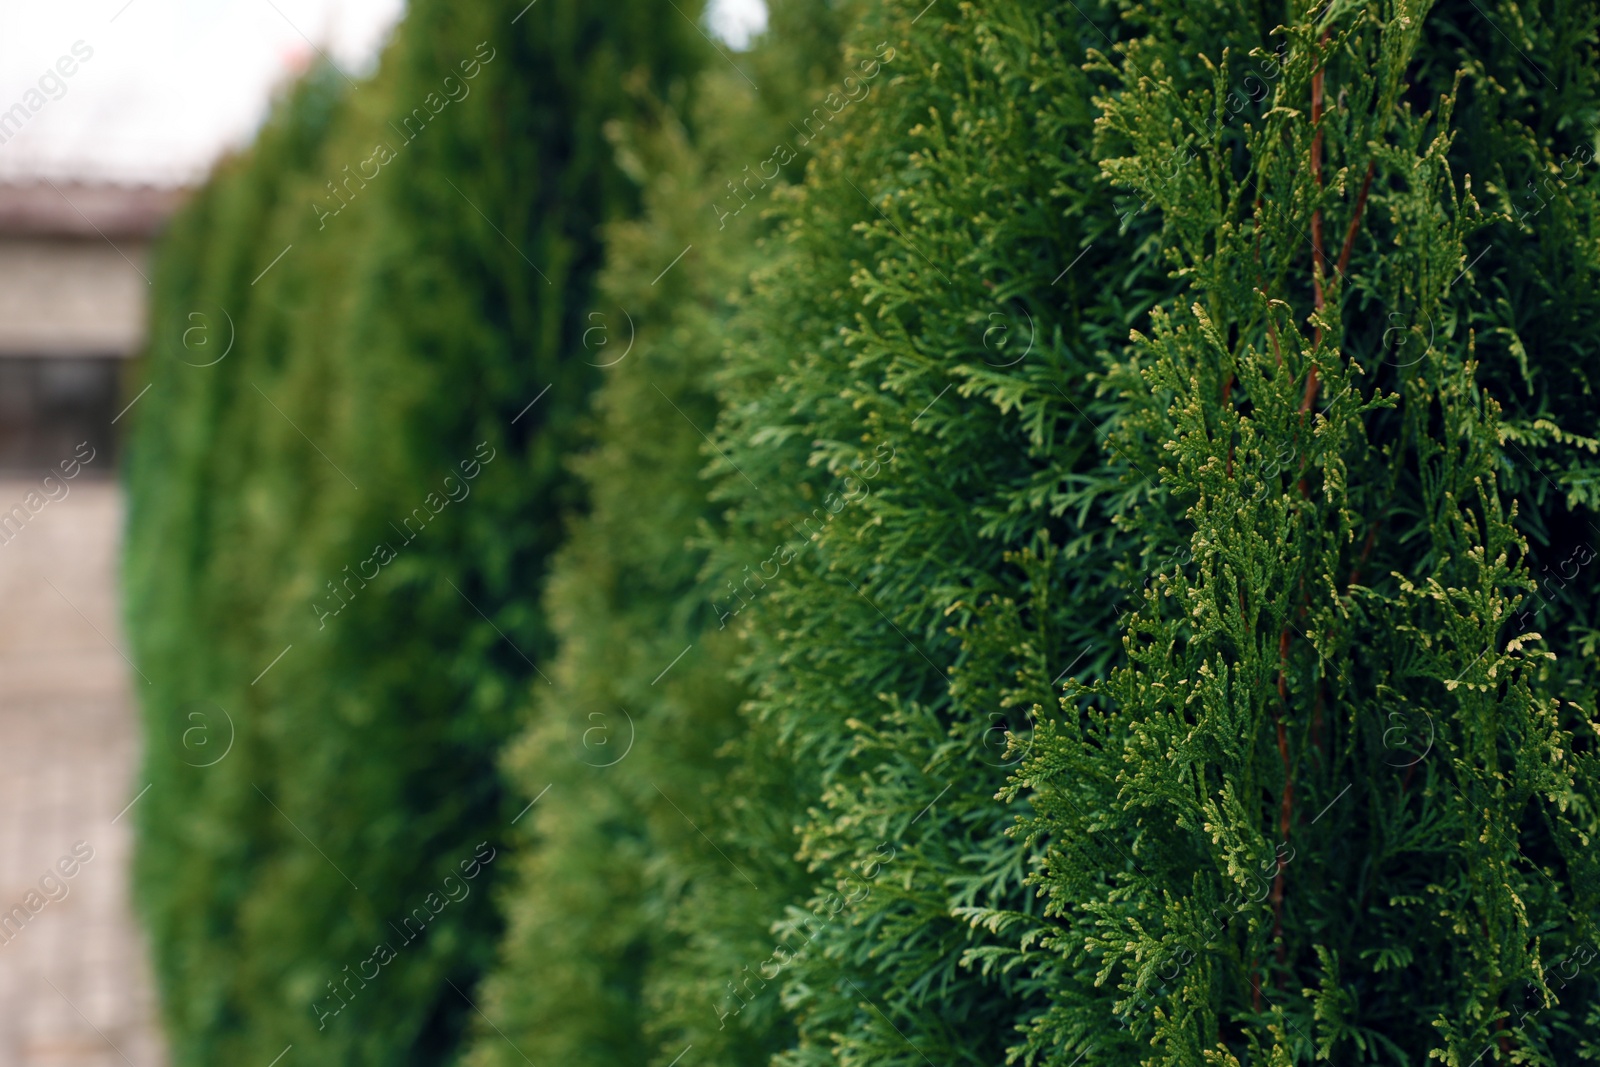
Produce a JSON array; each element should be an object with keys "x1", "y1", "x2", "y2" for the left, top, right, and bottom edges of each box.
[
  {"x1": 1337, "y1": 161, "x2": 1377, "y2": 277},
  {"x1": 1267, "y1": 27, "x2": 1337, "y2": 999},
  {"x1": 1347, "y1": 519, "x2": 1382, "y2": 589}
]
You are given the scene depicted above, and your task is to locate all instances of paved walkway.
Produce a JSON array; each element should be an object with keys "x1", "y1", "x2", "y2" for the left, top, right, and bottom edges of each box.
[{"x1": 0, "y1": 477, "x2": 165, "y2": 1067}]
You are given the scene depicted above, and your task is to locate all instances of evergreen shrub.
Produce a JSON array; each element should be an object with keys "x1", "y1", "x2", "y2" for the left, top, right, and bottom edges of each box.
[{"x1": 125, "y1": 2, "x2": 702, "y2": 1063}]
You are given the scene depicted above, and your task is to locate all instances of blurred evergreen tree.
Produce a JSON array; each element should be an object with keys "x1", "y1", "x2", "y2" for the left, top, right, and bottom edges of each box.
[
  {"x1": 462, "y1": 5, "x2": 857, "y2": 1066},
  {"x1": 125, "y1": 2, "x2": 703, "y2": 1063}
]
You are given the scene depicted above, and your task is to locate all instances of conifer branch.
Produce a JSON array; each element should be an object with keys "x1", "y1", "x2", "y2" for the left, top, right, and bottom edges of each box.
[
  {"x1": 1267, "y1": 38, "x2": 1342, "y2": 995},
  {"x1": 1252, "y1": 199, "x2": 1283, "y2": 368},
  {"x1": 1271, "y1": 624, "x2": 1294, "y2": 967},
  {"x1": 1347, "y1": 518, "x2": 1382, "y2": 589},
  {"x1": 1337, "y1": 161, "x2": 1377, "y2": 277},
  {"x1": 1303, "y1": 29, "x2": 1336, "y2": 414},
  {"x1": 1222, "y1": 373, "x2": 1235, "y2": 478},
  {"x1": 1309, "y1": 32, "x2": 1330, "y2": 319}
]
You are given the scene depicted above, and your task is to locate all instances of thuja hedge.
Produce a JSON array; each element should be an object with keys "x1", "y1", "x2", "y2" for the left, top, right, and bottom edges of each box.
[
  {"x1": 699, "y1": 1, "x2": 1600, "y2": 1066},
  {"x1": 701, "y1": 1, "x2": 1173, "y2": 1063},
  {"x1": 124, "y1": 1, "x2": 703, "y2": 1064},
  {"x1": 999, "y1": 0, "x2": 1600, "y2": 1062},
  {"x1": 460, "y1": 5, "x2": 857, "y2": 1065},
  {"x1": 127, "y1": 0, "x2": 1600, "y2": 1064}
]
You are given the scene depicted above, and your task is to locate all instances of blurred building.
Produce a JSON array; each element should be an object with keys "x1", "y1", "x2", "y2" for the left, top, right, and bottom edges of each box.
[
  {"x1": 0, "y1": 182, "x2": 182, "y2": 473},
  {"x1": 0, "y1": 180, "x2": 179, "y2": 1066}
]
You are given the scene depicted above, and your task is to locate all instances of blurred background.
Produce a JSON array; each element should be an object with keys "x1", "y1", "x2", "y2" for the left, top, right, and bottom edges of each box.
[{"x1": 0, "y1": 2, "x2": 762, "y2": 1064}]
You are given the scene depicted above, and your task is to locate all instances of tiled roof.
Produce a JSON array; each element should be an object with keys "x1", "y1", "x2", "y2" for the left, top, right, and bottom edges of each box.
[{"x1": 0, "y1": 181, "x2": 186, "y2": 239}]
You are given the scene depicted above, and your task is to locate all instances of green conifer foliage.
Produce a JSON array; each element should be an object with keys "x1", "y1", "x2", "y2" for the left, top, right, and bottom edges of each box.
[
  {"x1": 461, "y1": 7, "x2": 856, "y2": 1065},
  {"x1": 457, "y1": 76, "x2": 784, "y2": 1067},
  {"x1": 997, "y1": 1, "x2": 1600, "y2": 1063},
  {"x1": 704, "y1": 0, "x2": 1599, "y2": 1064},
  {"x1": 126, "y1": 0, "x2": 1600, "y2": 1063},
  {"x1": 124, "y1": 2, "x2": 703, "y2": 1063},
  {"x1": 705, "y1": 1, "x2": 1176, "y2": 1064}
]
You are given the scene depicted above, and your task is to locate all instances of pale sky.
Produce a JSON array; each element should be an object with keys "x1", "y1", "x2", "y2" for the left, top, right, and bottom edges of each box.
[
  {"x1": 0, "y1": 0, "x2": 769, "y2": 186},
  {"x1": 708, "y1": 0, "x2": 767, "y2": 49}
]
